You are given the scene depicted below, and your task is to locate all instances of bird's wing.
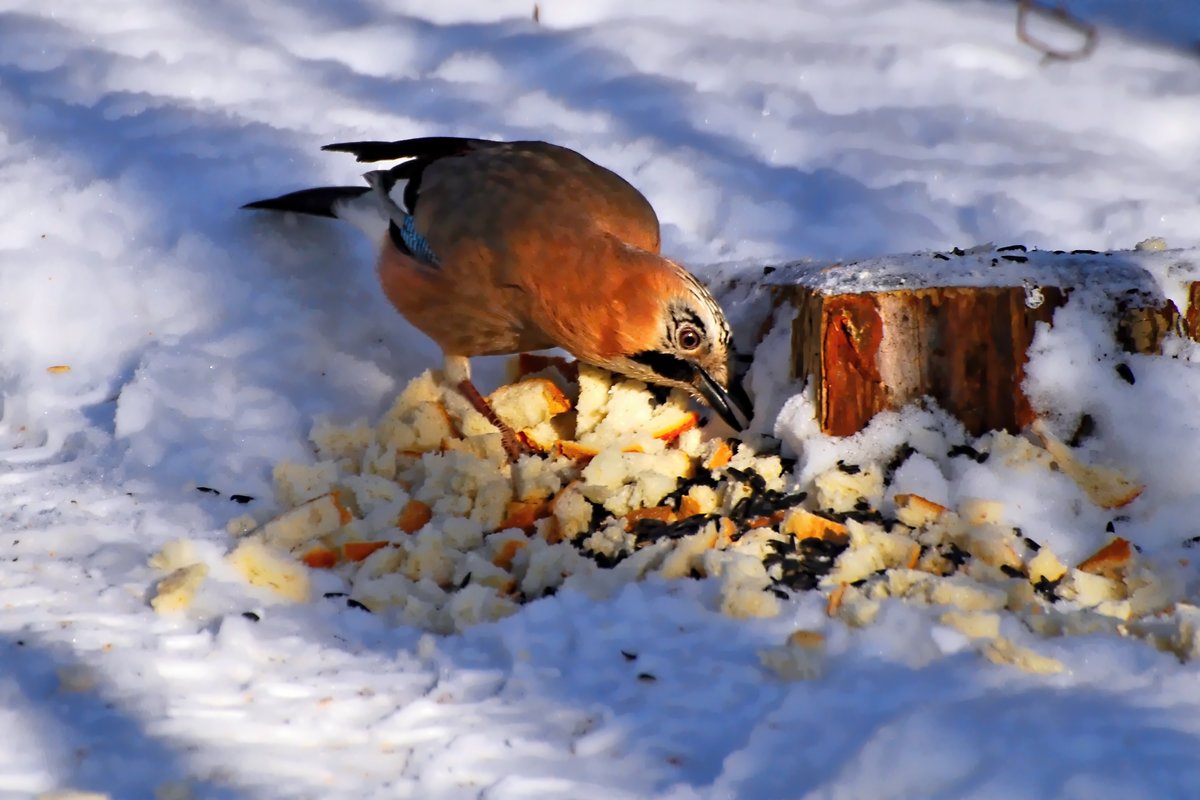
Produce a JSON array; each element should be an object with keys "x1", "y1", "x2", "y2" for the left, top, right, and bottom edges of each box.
[{"x1": 323, "y1": 138, "x2": 662, "y2": 261}]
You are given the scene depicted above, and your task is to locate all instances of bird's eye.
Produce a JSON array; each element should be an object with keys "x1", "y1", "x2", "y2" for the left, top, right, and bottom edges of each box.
[{"x1": 677, "y1": 326, "x2": 703, "y2": 351}]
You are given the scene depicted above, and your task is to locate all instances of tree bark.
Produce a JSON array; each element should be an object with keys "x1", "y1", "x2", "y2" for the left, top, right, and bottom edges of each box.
[{"x1": 771, "y1": 278, "x2": 1189, "y2": 437}]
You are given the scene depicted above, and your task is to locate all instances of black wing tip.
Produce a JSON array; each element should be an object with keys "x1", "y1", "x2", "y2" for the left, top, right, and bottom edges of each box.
[
  {"x1": 240, "y1": 198, "x2": 282, "y2": 211},
  {"x1": 320, "y1": 141, "x2": 371, "y2": 160},
  {"x1": 239, "y1": 187, "x2": 369, "y2": 218},
  {"x1": 321, "y1": 136, "x2": 492, "y2": 163}
]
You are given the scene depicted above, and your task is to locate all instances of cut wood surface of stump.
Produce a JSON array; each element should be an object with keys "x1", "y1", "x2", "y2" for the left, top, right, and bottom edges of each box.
[{"x1": 715, "y1": 244, "x2": 1200, "y2": 437}]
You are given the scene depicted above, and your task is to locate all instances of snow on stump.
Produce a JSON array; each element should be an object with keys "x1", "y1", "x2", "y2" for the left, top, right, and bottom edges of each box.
[{"x1": 737, "y1": 243, "x2": 1197, "y2": 436}]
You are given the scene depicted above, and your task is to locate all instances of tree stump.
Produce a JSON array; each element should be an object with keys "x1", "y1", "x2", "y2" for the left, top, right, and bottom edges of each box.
[{"x1": 733, "y1": 246, "x2": 1199, "y2": 437}]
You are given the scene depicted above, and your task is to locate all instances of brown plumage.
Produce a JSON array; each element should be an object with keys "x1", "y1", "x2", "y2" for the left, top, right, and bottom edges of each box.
[{"x1": 244, "y1": 137, "x2": 751, "y2": 458}]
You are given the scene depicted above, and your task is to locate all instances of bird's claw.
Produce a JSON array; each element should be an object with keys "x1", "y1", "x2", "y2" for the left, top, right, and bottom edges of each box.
[{"x1": 501, "y1": 429, "x2": 536, "y2": 463}]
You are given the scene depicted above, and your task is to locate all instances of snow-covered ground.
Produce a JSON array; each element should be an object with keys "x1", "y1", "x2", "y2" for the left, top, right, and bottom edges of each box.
[{"x1": 4, "y1": 1, "x2": 1200, "y2": 797}]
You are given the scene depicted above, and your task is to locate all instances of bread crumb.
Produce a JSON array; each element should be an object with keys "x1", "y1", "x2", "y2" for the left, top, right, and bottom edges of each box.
[
  {"x1": 1031, "y1": 420, "x2": 1143, "y2": 509},
  {"x1": 273, "y1": 460, "x2": 339, "y2": 508},
  {"x1": 150, "y1": 563, "x2": 209, "y2": 614},
  {"x1": 939, "y1": 610, "x2": 1000, "y2": 639},
  {"x1": 227, "y1": 538, "x2": 310, "y2": 602},
  {"x1": 759, "y1": 638, "x2": 825, "y2": 681},
  {"x1": 893, "y1": 493, "x2": 948, "y2": 528},
  {"x1": 148, "y1": 539, "x2": 199, "y2": 572},
  {"x1": 982, "y1": 638, "x2": 1064, "y2": 674},
  {"x1": 259, "y1": 492, "x2": 349, "y2": 551},
  {"x1": 1028, "y1": 547, "x2": 1068, "y2": 584}
]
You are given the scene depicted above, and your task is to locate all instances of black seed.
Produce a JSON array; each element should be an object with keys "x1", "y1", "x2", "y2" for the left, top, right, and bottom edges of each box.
[
  {"x1": 1023, "y1": 536, "x2": 1041, "y2": 552},
  {"x1": 230, "y1": 494, "x2": 255, "y2": 504},
  {"x1": 884, "y1": 444, "x2": 917, "y2": 482},
  {"x1": 323, "y1": 592, "x2": 348, "y2": 599},
  {"x1": 621, "y1": 650, "x2": 638, "y2": 661},
  {"x1": 997, "y1": 244, "x2": 1027, "y2": 253},
  {"x1": 762, "y1": 552, "x2": 788, "y2": 568},
  {"x1": 647, "y1": 384, "x2": 672, "y2": 405},
  {"x1": 948, "y1": 443, "x2": 983, "y2": 461},
  {"x1": 729, "y1": 496, "x2": 753, "y2": 522},
  {"x1": 853, "y1": 498, "x2": 870, "y2": 512},
  {"x1": 746, "y1": 494, "x2": 778, "y2": 519},
  {"x1": 633, "y1": 518, "x2": 669, "y2": 536},
  {"x1": 241, "y1": 611, "x2": 261, "y2": 622},
  {"x1": 1053, "y1": 250, "x2": 1065, "y2": 255},
  {"x1": 1184, "y1": 535, "x2": 1200, "y2": 549},
  {"x1": 458, "y1": 572, "x2": 472, "y2": 589},
  {"x1": 797, "y1": 536, "x2": 849, "y2": 559},
  {"x1": 1070, "y1": 249, "x2": 1099, "y2": 255},
  {"x1": 661, "y1": 468, "x2": 718, "y2": 510},
  {"x1": 1067, "y1": 414, "x2": 1096, "y2": 447},
  {"x1": 951, "y1": 247, "x2": 966, "y2": 256},
  {"x1": 588, "y1": 501, "x2": 609, "y2": 529},
  {"x1": 688, "y1": 567, "x2": 703, "y2": 580},
  {"x1": 782, "y1": 572, "x2": 820, "y2": 591},
  {"x1": 1033, "y1": 575, "x2": 1061, "y2": 602},
  {"x1": 1115, "y1": 363, "x2": 1135, "y2": 384},
  {"x1": 757, "y1": 435, "x2": 785, "y2": 455},
  {"x1": 637, "y1": 673, "x2": 657, "y2": 683},
  {"x1": 671, "y1": 514, "x2": 714, "y2": 537},
  {"x1": 769, "y1": 587, "x2": 790, "y2": 600},
  {"x1": 196, "y1": 486, "x2": 220, "y2": 495},
  {"x1": 942, "y1": 543, "x2": 970, "y2": 567},
  {"x1": 1001, "y1": 254, "x2": 1029, "y2": 263},
  {"x1": 763, "y1": 266, "x2": 777, "y2": 275},
  {"x1": 832, "y1": 508, "x2": 887, "y2": 526},
  {"x1": 933, "y1": 252, "x2": 950, "y2": 261},
  {"x1": 779, "y1": 455, "x2": 798, "y2": 473},
  {"x1": 776, "y1": 491, "x2": 808, "y2": 509},
  {"x1": 541, "y1": 585, "x2": 558, "y2": 597},
  {"x1": 1000, "y1": 564, "x2": 1025, "y2": 578},
  {"x1": 1105, "y1": 520, "x2": 1116, "y2": 534},
  {"x1": 346, "y1": 598, "x2": 371, "y2": 612},
  {"x1": 836, "y1": 460, "x2": 862, "y2": 475},
  {"x1": 991, "y1": 258, "x2": 999, "y2": 266},
  {"x1": 585, "y1": 549, "x2": 628, "y2": 569},
  {"x1": 726, "y1": 467, "x2": 767, "y2": 493}
]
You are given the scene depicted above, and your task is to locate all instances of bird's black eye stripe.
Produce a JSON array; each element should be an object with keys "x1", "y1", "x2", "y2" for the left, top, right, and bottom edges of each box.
[
  {"x1": 671, "y1": 308, "x2": 706, "y2": 333},
  {"x1": 631, "y1": 351, "x2": 695, "y2": 384}
]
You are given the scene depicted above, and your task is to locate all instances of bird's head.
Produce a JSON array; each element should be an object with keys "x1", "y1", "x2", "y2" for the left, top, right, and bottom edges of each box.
[{"x1": 601, "y1": 262, "x2": 754, "y2": 432}]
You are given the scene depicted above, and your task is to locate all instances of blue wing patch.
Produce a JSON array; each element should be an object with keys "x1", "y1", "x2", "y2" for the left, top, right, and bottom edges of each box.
[{"x1": 396, "y1": 214, "x2": 440, "y2": 267}]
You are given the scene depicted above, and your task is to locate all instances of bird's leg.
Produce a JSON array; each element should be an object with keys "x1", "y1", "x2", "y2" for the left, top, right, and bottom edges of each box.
[{"x1": 443, "y1": 355, "x2": 527, "y2": 462}]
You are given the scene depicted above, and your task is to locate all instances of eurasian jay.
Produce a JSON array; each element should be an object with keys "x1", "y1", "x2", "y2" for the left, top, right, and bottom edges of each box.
[{"x1": 244, "y1": 137, "x2": 752, "y2": 459}]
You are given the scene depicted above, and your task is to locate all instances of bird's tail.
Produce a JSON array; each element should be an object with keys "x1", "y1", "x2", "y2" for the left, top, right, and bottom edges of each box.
[
  {"x1": 241, "y1": 186, "x2": 370, "y2": 219},
  {"x1": 242, "y1": 186, "x2": 388, "y2": 239}
]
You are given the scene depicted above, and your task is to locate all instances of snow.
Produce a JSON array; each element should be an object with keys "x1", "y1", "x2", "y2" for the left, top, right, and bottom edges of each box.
[{"x1": 4, "y1": 1, "x2": 1200, "y2": 798}]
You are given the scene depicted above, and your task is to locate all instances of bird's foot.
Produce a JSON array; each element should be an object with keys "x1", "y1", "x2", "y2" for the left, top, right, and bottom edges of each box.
[
  {"x1": 500, "y1": 428, "x2": 536, "y2": 463},
  {"x1": 456, "y1": 378, "x2": 533, "y2": 464}
]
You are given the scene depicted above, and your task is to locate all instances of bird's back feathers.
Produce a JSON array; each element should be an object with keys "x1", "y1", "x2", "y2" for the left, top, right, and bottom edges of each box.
[{"x1": 243, "y1": 136, "x2": 666, "y2": 349}]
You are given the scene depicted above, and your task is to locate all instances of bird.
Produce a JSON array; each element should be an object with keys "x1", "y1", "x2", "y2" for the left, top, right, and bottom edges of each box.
[{"x1": 243, "y1": 136, "x2": 753, "y2": 459}]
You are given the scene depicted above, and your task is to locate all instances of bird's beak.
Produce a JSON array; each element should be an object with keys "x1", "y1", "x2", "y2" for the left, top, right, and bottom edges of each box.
[{"x1": 694, "y1": 365, "x2": 754, "y2": 432}]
